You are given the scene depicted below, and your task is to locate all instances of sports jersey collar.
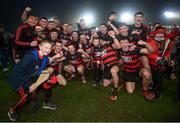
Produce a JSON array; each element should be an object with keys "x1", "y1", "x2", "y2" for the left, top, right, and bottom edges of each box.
[{"x1": 38, "y1": 51, "x2": 44, "y2": 60}]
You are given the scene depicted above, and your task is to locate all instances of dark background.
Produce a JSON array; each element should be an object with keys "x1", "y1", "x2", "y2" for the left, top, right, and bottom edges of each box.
[{"x1": 1, "y1": 0, "x2": 180, "y2": 33}]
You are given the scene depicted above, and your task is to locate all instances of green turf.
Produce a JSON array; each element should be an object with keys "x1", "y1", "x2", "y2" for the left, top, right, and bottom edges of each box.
[{"x1": 0, "y1": 69, "x2": 180, "y2": 122}]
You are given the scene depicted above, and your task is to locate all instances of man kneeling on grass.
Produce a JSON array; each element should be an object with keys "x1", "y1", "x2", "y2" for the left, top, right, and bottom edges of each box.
[
  {"x1": 7, "y1": 40, "x2": 61, "y2": 121},
  {"x1": 113, "y1": 36, "x2": 155, "y2": 100},
  {"x1": 100, "y1": 38, "x2": 120, "y2": 102}
]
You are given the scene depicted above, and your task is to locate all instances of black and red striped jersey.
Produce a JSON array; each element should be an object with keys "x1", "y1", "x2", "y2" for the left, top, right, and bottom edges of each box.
[
  {"x1": 91, "y1": 45, "x2": 103, "y2": 61},
  {"x1": 65, "y1": 52, "x2": 84, "y2": 67},
  {"x1": 101, "y1": 45, "x2": 118, "y2": 66},
  {"x1": 118, "y1": 47, "x2": 142, "y2": 73},
  {"x1": 49, "y1": 49, "x2": 66, "y2": 66},
  {"x1": 58, "y1": 32, "x2": 71, "y2": 47},
  {"x1": 82, "y1": 42, "x2": 93, "y2": 55}
]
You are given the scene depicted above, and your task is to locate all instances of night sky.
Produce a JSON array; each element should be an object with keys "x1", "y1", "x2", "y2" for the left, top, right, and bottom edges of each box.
[{"x1": 1, "y1": 0, "x2": 180, "y2": 33}]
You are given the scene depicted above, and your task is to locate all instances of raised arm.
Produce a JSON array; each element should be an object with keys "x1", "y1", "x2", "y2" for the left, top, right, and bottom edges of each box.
[
  {"x1": 108, "y1": 30, "x2": 121, "y2": 49},
  {"x1": 138, "y1": 40, "x2": 154, "y2": 54},
  {"x1": 21, "y1": 7, "x2": 32, "y2": 23}
]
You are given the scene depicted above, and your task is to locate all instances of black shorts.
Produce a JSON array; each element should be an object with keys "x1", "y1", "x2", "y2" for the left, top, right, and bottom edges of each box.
[
  {"x1": 74, "y1": 64, "x2": 85, "y2": 74},
  {"x1": 123, "y1": 70, "x2": 140, "y2": 82},
  {"x1": 102, "y1": 63, "x2": 119, "y2": 80}
]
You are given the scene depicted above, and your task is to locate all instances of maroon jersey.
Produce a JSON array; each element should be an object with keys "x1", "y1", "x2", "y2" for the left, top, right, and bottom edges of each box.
[
  {"x1": 15, "y1": 23, "x2": 36, "y2": 58},
  {"x1": 66, "y1": 52, "x2": 84, "y2": 67},
  {"x1": 118, "y1": 47, "x2": 142, "y2": 73},
  {"x1": 101, "y1": 45, "x2": 118, "y2": 66},
  {"x1": 129, "y1": 24, "x2": 148, "y2": 41}
]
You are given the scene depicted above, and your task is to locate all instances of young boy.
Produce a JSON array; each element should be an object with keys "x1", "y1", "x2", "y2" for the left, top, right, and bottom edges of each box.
[{"x1": 7, "y1": 40, "x2": 61, "y2": 121}]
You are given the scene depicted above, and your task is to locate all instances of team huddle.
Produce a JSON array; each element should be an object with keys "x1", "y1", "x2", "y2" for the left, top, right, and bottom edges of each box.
[{"x1": 6, "y1": 7, "x2": 180, "y2": 121}]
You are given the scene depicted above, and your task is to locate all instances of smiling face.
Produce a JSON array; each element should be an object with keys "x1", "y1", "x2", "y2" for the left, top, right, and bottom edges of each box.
[
  {"x1": 54, "y1": 42, "x2": 63, "y2": 53},
  {"x1": 39, "y1": 42, "x2": 52, "y2": 56},
  {"x1": 39, "y1": 18, "x2": 48, "y2": 29},
  {"x1": 80, "y1": 34, "x2": 87, "y2": 44},
  {"x1": 119, "y1": 25, "x2": 129, "y2": 36},
  {"x1": 27, "y1": 15, "x2": 38, "y2": 27},
  {"x1": 53, "y1": 18, "x2": 60, "y2": 27},
  {"x1": 68, "y1": 45, "x2": 75, "y2": 54},
  {"x1": 47, "y1": 21, "x2": 55, "y2": 30},
  {"x1": 93, "y1": 38, "x2": 100, "y2": 46},
  {"x1": 50, "y1": 31, "x2": 58, "y2": 41},
  {"x1": 134, "y1": 14, "x2": 144, "y2": 25},
  {"x1": 99, "y1": 24, "x2": 107, "y2": 34},
  {"x1": 120, "y1": 39, "x2": 130, "y2": 52},
  {"x1": 72, "y1": 31, "x2": 79, "y2": 40}
]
